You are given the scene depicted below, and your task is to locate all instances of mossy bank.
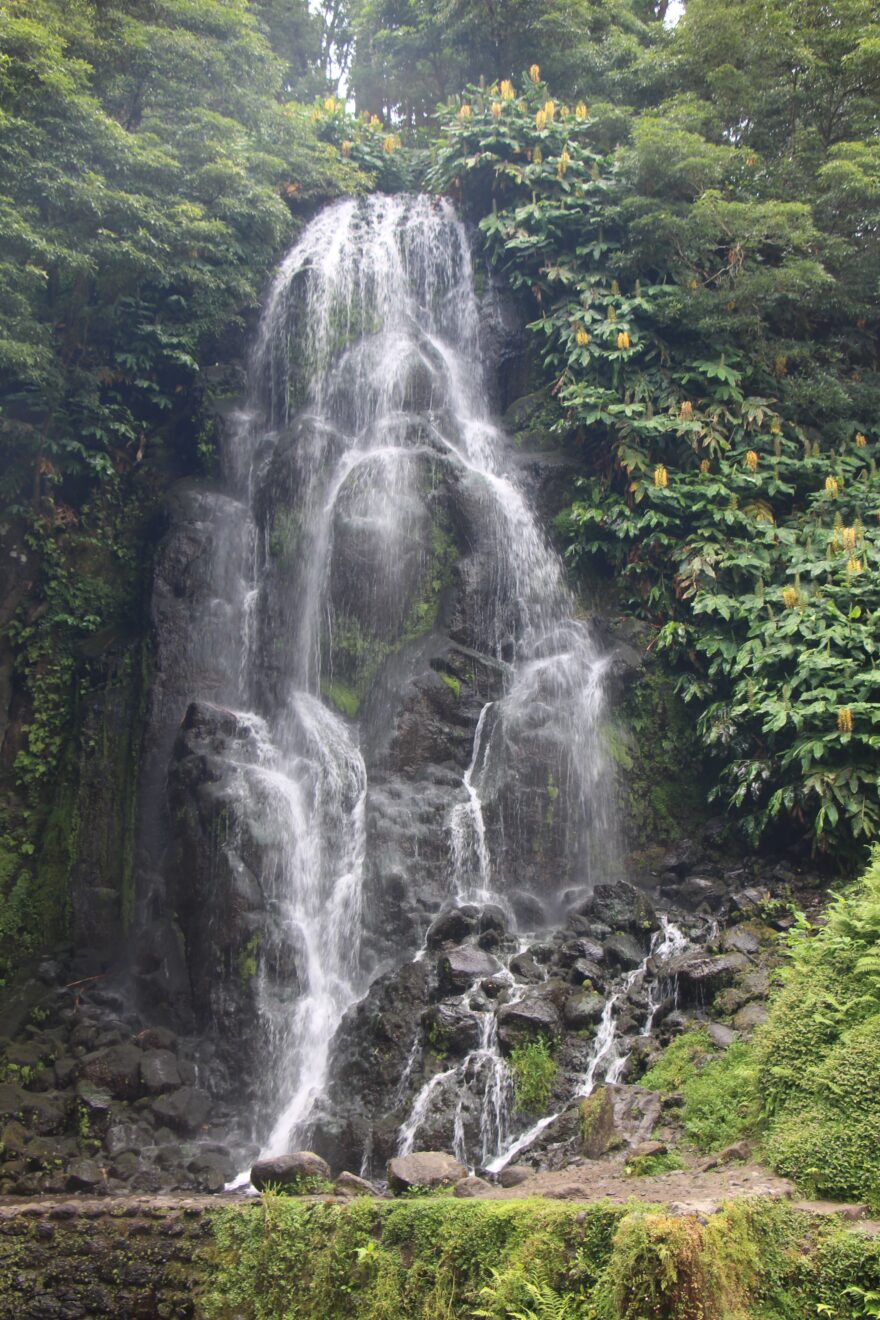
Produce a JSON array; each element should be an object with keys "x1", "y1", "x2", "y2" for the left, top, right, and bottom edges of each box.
[{"x1": 4, "y1": 1192, "x2": 877, "y2": 1320}]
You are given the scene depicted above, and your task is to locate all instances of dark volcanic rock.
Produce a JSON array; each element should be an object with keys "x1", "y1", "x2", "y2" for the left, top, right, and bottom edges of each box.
[
  {"x1": 498, "y1": 994, "x2": 559, "y2": 1049},
  {"x1": 563, "y1": 990, "x2": 605, "y2": 1029},
  {"x1": 66, "y1": 1158, "x2": 104, "y2": 1192},
  {"x1": 661, "y1": 952, "x2": 749, "y2": 1007},
  {"x1": 425, "y1": 908, "x2": 477, "y2": 950},
  {"x1": 79, "y1": 1043, "x2": 143, "y2": 1101},
  {"x1": 437, "y1": 946, "x2": 500, "y2": 994},
  {"x1": 141, "y1": 1049, "x2": 182, "y2": 1095},
  {"x1": 251, "y1": 1151, "x2": 331, "y2": 1191},
  {"x1": 149, "y1": 1086, "x2": 211, "y2": 1134},
  {"x1": 421, "y1": 1003, "x2": 481, "y2": 1056}
]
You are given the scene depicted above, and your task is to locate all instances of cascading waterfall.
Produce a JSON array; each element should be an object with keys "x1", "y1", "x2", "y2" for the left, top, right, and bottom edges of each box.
[{"x1": 176, "y1": 192, "x2": 622, "y2": 1173}]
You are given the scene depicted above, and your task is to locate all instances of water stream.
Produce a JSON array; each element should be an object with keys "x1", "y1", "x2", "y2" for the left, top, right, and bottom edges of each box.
[{"x1": 171, "y1": 193, "x2": 622, "y2": 1175}]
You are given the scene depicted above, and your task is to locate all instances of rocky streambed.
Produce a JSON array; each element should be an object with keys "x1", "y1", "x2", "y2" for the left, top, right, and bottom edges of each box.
[{"x1": 0, "y1": 824, "x2": 823, "y2": 1198}]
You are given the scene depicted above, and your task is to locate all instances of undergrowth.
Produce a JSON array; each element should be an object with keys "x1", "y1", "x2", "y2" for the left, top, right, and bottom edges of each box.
[{"x1": 200, "y1": 1195, "x2": 880, "y2": 1320}]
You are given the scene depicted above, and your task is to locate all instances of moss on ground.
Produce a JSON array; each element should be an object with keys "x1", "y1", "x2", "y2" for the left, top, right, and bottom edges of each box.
[{"x1": 199, "y1": 1195, "x2": 880, "y2": 1319}]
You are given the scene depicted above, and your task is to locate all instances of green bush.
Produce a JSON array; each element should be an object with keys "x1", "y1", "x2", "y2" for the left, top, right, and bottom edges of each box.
[
  {"x1": 507, "y1": 1038, "x2": 559, "y2": 1115},
  {"x1": 641, "y1": 1031, "x2": 759, "y2": 1153},
  {"x1": 199, "y1": 1196, "x2": 880, "y2": 1319},
  {"x1": 756, "y1": 849, "x2": 880, "y2": 1205}
]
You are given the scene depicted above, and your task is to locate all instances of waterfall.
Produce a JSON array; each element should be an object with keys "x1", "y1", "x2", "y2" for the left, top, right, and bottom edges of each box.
[{"x1": 160, "y1": 193, "x2": 619, "y2": 1173}]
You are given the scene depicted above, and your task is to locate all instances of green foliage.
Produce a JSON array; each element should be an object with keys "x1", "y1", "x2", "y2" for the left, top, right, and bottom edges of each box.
[
  {"x1": 0, "y1": 0, "x2": 372, "y2": 975},
  {"x1": 624, "y1": 1150, "x2": 684, "y2": 1177},
  {"x1": 641, "y1": 1029, "x2": 760, "y2": 1152},
  {"x1": 200, "y1": 1196, "x2": 880, "y2": 1319},
  {"x1": 756, "y1": 848, "x2": 880, "y2": 1206},
  {"x1": 428, "y1": 63, "x2": 880, "y2": 859},
  {"x1": 508, "y1": 1038, "x2": 559, "y2": 1115}
]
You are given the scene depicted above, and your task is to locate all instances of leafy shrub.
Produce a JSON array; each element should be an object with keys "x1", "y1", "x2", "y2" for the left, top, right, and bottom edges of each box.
[
  {"x1": 508, "y1": 1038, "x2": 559, "y2": 1115},
  {"x1": 756, "y1": 849, "x2": 880, "y2": 1205},
  {"x1": 641, "y1": 1030, "x2": 759, "y2": 1152}
]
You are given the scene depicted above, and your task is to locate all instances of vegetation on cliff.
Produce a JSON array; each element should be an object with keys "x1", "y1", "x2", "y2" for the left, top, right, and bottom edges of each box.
[
  {"x1": 0, "y1": 0, "x2": 371, "y2": 976},
  {"x1": 427, "y1": 12, "x2": 880, "y2": 858}
]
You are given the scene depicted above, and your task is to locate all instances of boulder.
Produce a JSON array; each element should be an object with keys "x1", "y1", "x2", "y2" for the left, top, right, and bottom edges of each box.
[
  {"x1": 603, "y1": 934, "x2": 645, "y2": 971},
  {"x1": 721, "y1": 927, "x2": 761, "y2": 956},
  {"x1": 421, "y1": 1003, "x2": 480, "y2": 1056},
  {"x1": 189, "y1": 1152, "x2": 234, "y2": 1192},
  {"x1": 707, "y1": 1023, "x2": 738, "y2": 1050},
  {"x1": 79, "y1": 1043, "x2": 143, "y2": 1100},
  {"x1": 733, "y1": 1002, "x2": 768, "y2": 1033},
  {"x1": 251, "y1": 1151, "x2": 331, "y2": 1192},
  {"x1": 578, "y1": 1087, "x2": 618, "y2": 1159},
  {"x1": 437, "y1": 946, "x2": 500, "y2": 994},
  {"x1": 454, "y1": 1175, "x2": 492, "y2": 1198},
  {"x1": 629, "y1": 1140, "x2": 667, "y2": 1160},
  {"x1": 572, "y1": 883, "x2": 657, "y2": 938},
  {"x1": 66, "y1": 1158, "x2": 104, "y2": 1192},
  {"x1": 150, "y1": 1086, "x2": 211, "y2": 1135},
  {"x1": 498, "y1": 994, "x2": 559, "y2": 1049},
  {"x1": 103, "y1": 1122, "x2": 143, "y2": 1158},
  {"x1": 563, "y1": 990, "x2": 605, "y2": 1029},
  {"x1": 498, "y1": 1164, "x2": 531, "y2": 1188},
  {"x1": 335, "y1": 1171, "x2": 380, "y2": 1198},
  {"x1": 508, "y1": 951, "x2": 544, "y2": 983},
  {"x1": 386, "y1": 1151, "x2": 466, "y2": 1194},
  {"x1": 661, "y1": 952, "x2": 749, "y2": 1007},
  {"x1": 426, "y1": 908, "x2": 477, "y2": 950},
  {"x1": 141, "y1": 1049, "x2": 182, "y2": 1095}
]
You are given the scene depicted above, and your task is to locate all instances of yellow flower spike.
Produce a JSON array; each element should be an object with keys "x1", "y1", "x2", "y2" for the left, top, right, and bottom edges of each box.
[
  {"x1": 491, "y1": 101, "x2": 502, "y2": 120},
  {"x1": 855, "y1": 432, "x2": 868, "y2": 447},
  {"x1": 774, "y1": 355, "x2": 788, "y2": 377},
  {"x1": 617, "y1": 330, "x2": 631, "y2": 350},
  {"x1": 543, "y1": 100, "x2": 556, "y2": 121},
  {"x1": 825, "y1": 475, "x2": 840, "y2": 497},
  {"x1": 746, "y1": 450, "x2": 759, "y2": 472},
  {"x1": 311, "y1": 109, "x2": 322, "y2": 122},
  {"x1": 575, "y1": 102, "x2": 588, "y2": 120},
  {"x1": 561, "y1": 105, "x2": 570, "y2": 119},
  {"x1": 383, "y1": 134, "x2": 399, "y2": 153},
  {"x1": 576, "y1": 327, "x2": 590, "y2": 347},
  {"x1": 557, "y1": 150, "x2": 570, "y2": 177},
  {"x1": 533, "y1": 147, "x2": 543, "y2": 164},
  {"x1": 654, "y1": 464, "x2": 668, "y2": 489},
  {"x1": 838, "y1": 707, "x2": 854, "y2": 733},
  {"x1": 535, "y1": 109, "x2": 547, "y2": 130},
  {"x1": 842, "y1": 526, "x2": 857, "y2": 552},
  {"x1": 341, "y1": 140, "x2": 353, "y2": 158},
  {"x1": 687, "y1": 278, "x2": 699, "y2": 290},
  {"x1": 746, "y1": 153, "x2": 758, "y2": 167},
  {"x1": 607, "y1": 306, "x2": 617, "y2": 323},
  {"x1": 370, "y1": 114, "x2": 381, "y2": 126},
  {"x1": 500, "y1": 79, "x2": 515, "y2": 100},
  {"x1": 529, "y1": 64, "x2": 541, "y2": 83},
  {"x1": 770, "y1": 418, "x2": 781, "y2": 434},
  {"x1": 324, "y1": 96, "x2": 337, "y2": 112},
  {"x1": 610, "y1": 279, "x2": 620, "y2": 295},
  {"x1": 700, "y1": 459, "x2": 710, "y2": 474},
  {"x1": 680, "y1": 401, "x2": 693, "y2": 420},
  {"x1": 459, "y1": 104, "x2": 472, "y2": 120},
  {"x1": 847, "y1": 557, "x2": 863, "y2": 575},
  {"x1": 781, "y1": 586, "x2": 799, "y2": 609}
]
